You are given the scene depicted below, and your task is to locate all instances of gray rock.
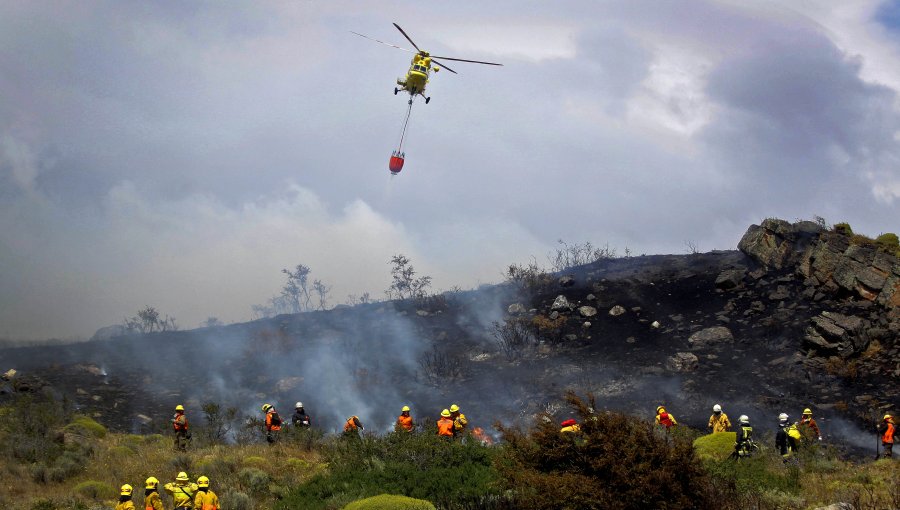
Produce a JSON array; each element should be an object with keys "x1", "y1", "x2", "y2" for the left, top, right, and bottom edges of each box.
[
  {"x1": 559, "y1": 275, "x2": 575, "y2": 287},
  {"x1": 578, "y1": 306, "x2": 598, "y2": 318},
  {"x1": 650, "y1": 321, "x2": 661, "y2": 329},
  {"x1": 666, "y1": 352, "x2": 699, "y2": 372},
  {"x1": 564, "y1": 334, "x2": 578, "y2": 342},
  {"x1": 549, "y1": 311, "x2": 560, "y2": 320},
  {"x1": 768, "y1": 285, "x2": 791, "y2": 300},
  {"x1": 688, "y1": 326, "x2": 734, "y2": 348},
  {"x1": 551, "y1": 295, "x2": 571, "y2": 311},
  {"x1": 586, "y1": 294, "x2": 596, "y2": 301},
  {"x1": 507, "y1": 303, "x2": 527, "y2": 315},
  {"x1": 715, "y1": 269, "x2": 745, "y2": 290},
  {"x1": 608, "y1": 305, "x2": 626, "y2": 316},
  {"x1": 582, "y1": 321, "x2": 592, "y2": 328}
]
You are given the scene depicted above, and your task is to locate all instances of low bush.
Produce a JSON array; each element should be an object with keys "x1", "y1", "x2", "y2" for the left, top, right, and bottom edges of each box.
[
  {"x1": 220, "y1": 490, "x2": 252, "y2": 510},
  {"x1": 495, "y1": 392, "x2": 723, "y2": 510},
  {"x1": 833, "y1": 222, "x2": 853, "y2": 236},
  {"x1": 64, "y1": 416, "x2": 106, "y2": 438},
  {"x1": 693, "y1": 432, "x2": 737, "y2": 462},
  {"x1": 73, "y1": 480, "x2": 115, "y2": 500},
  {"x1": 875, "y1": 232, "x2": 900, "y2": 256},
  {"x1": 278, "y1": 431, "x2": 500, "y2": 510},
  {"x1": 850, "y1": 234, "x2": 877, "y2": 248},
  {"x1": 238, "y1": 467, "x2": 271, "y2": 494},
  {"x1": 343, "y1": 494, "x2": 436, "y2": 510}
]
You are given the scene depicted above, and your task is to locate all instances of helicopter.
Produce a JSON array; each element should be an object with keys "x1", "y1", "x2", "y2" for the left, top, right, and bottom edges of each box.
[{"x1": 351, "y1": 23, "x2": 503, "y2": 104}]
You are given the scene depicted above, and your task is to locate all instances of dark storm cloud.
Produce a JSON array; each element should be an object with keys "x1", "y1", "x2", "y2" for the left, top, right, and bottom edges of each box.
[{"x1": 1, "y1": 1, "x2": 899, "y2": 339}]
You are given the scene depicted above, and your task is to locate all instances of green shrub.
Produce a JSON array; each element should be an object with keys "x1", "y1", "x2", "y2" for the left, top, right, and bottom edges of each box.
[
  {"x1": 693, "y1": 432, "x2": 737, "y2": 461},
  {"x1": 220, "y1": 490, "x2": 252, "y2": 510},
  {"x1": 343, "y1": 494, "x2": 436, "y2": 510},
  {"x1": 875, "y1": 233, "x2": 900, "y2": 255},
  {"x1": 238, "y1": 467, "x2": 271, "y2": 494},
  {"x1": 494, "y1": 392, "x2": 723, "y2": 510},
  {"x1": 278, "y1": 431, "x2": 500, "y2": 510},
  {"x1": 833, "y1": 222, "x2": 853, "y2": 236},
  {"x1": 168, "y1": 453, "x2": 191, "y2": 473},
  {"x1": 65, "y1": 416, "x2": 106, "y2": 438},
  {"x1": 242, "y1": 455, "x2": 267, "y2": 467},
  {"x1": 74, "y1": 480, "x2": 116, "y2": 500}
]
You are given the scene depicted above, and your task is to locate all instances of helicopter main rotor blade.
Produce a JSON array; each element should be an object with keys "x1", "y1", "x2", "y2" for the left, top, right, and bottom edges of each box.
[
  {"x1": 431, "y1": 58, "x2": 458, "y2": 74},
  {"x1": 350, "y1": 31, "x2": 416, "y2": 53},
  {"x1": 429, "y1": 55, "x2": 503, "y2": 66},
  {"x1": 393, "y1": 23, "x2": 422, "y2": 53}
]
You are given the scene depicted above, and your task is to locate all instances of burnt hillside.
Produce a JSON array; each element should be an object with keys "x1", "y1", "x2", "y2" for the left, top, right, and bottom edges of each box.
[{"x1": 1, "y1": 220, "x2": 898, "y2": 453}]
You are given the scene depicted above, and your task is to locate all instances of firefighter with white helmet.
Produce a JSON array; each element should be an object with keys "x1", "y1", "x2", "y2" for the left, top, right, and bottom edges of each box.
[
  {"x1": 708, "y1": 404, "x2": 732, "y2": 433},
  {"x1": 291, "y1": 401, "x2": 311, "y2": 427}
]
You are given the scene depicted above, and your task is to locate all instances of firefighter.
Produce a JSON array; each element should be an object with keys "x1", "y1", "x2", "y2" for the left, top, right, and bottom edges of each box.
[
  {"x1": 291, "y1": 402, "x2": 311, "y2": 427},
  {"x1": 396, "y1": 405, "x2": 414, "y2": 432},
  {"x1": 708, "y1": 404, "x2": 732, "y2": 433},
  {"x1": 655, "y1": 405, "x2": 677, "y2": 431},
  {"x1": 143, "y1": 477, "x2": 164, "y2": 510},
  {"x1": 164, "y1": 471, "x2": 198, "y2": 510},
  {"x1": 115, "y1": 484, "x2": 135, "y2": 510},
  {"x1": 437, "y1": 409, "x2": 454, "y2": 437},
  {"x1": 560, "y1": 419, "x2": 581, "y2": 433},
  {"x1": 171, "y1": 404, "x2": 189, "y2": 452},
  {"x1": 450, "y1": 404, "x2": 468, "y2": 436},
  {"x1": 344, "y1": 415, "x2": 363, "y2": 436},
  {"x1": 775, "y1": 413, "x2": 801, "y2": 463},
  {"x1": 262, "y1": 403, "x2": 282, "y2": 444},
  {"x1": 878, "y1": 414, "x2": 896, "y2": 458},
  {"x1": 194, "y1": 476, "x2": 220, "y2": 510},
  {"x1": 734, "y1": 415, "x2": 754, "y2": 458},
  {"x1": 798, "y1": 408, "x2": 822, "y2": 441}
]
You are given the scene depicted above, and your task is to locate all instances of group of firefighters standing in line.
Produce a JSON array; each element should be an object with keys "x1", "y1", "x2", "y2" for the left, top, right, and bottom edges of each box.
[
  {"x1": 647, "y1": 404, "x2": 897, "y2": 461},
  {"x1": 113, "y1": 473, "x2": 218, "y2": 510},
  {"x1": 172, "y1": 400, "x2": 896, "y2": 461}
]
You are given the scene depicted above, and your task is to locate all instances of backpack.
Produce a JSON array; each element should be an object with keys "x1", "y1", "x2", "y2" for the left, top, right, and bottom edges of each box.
[{"x1": 270, "y1": 411, "x2": 282, "y2": 427}]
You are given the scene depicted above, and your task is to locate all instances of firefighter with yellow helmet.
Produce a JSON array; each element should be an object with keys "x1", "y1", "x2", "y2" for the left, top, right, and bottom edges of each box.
[
  {"x1": 164, "y1": 471, "x2": 198, "y2": 510},
  {"x1": 115, "y1": 484, "x2": 135, "y2": 510},
  {"x1": 143, "y1": 477, "x2": 164, "y2": 510},
  {"x1": 194, "y1": 476, "x2": 220, "y2": 510}
]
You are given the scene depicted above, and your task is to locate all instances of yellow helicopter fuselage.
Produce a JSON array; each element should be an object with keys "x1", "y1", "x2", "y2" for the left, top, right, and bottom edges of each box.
[{"x1": 397, "y1": 53, "x2": 438, "y2": 97}]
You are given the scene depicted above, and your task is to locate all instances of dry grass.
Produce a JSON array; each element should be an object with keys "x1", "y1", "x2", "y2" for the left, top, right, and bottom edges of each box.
[{"x1": 0, "y1": 431, "x2": 324, "y2": 510}]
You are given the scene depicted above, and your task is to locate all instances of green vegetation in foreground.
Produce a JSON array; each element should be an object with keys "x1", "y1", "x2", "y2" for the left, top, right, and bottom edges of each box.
[
  {"x1": 277, "y1": 427, "x2": 500, "y2": 510},
  {"x1": 343, "y1": 494, "x2": 437, "y2": 510},
  {"x1": 3, "y1": 392, "x2": 900, "y2": 510}
]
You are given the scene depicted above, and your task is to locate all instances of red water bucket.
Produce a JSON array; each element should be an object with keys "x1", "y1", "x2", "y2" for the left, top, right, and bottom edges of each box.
[{"x1": 389, "y1": 152, "x2": 405, "y2": 174}]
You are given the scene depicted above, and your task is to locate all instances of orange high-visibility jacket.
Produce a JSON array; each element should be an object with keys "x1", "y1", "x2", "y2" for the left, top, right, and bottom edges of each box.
[
  {"x1": 437, "y1": 417, "x2": 454, "y2": 437},
  {"x1": 344, "y1": 416, "x2": 361, "y2": 432},
  {"x1": 265, "y1": 409, "x2": 281, "y2": 431},
  {"x1": 173, "y1": 413, "x2": 188, "y2": 431},
  {"x1": 397, "y1": 414, "x2": 414, "y2": 432},
  {"x1": 884, "y1": 422, "x2": 895, "y2": 444}
]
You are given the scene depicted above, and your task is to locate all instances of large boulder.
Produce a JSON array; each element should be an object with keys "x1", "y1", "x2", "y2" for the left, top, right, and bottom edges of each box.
[
  {"x1": 688, "y1": 327, "x2": 734, "y2": 348},
  {"x1": 551, "y1": 295, "x2": 571, "y2": 311},
  {"x1": 578, "y1": 306, "x2": 598, "y2": 318},
  {"x1": 608, "y1": 305, "x2": 626, "y2": 316},
  {"x1": 666, "y1": 352, "x2": 699, "y2": 372},
  {"x1": 508, "y1": 303, "x2": 527, "y2": 315}
]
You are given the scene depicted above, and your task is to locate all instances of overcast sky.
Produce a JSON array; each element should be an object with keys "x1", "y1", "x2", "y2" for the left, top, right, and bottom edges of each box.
[{"x1": 2, "y1": 1, "x2": 900, "y2": 340}]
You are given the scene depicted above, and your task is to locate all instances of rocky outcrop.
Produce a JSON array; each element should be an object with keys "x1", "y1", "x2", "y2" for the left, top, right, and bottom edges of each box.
[
  {"x1": 804, "y1": 312, "x2": 870, "y2": 358},
  {"x1": 739, "y1": 220, "x2": 900, "y2": 314}
]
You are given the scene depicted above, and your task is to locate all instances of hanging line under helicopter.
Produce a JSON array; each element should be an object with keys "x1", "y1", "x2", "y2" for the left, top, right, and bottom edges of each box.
[{"x1": 389, "y1": 97, "x2": 414, "y2": 175}]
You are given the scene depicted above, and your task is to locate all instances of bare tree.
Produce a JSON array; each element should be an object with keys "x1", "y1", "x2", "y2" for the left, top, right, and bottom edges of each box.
[
  {"x1": 312, "y1": 279, "x2": 331, "y2": 311},
  {"x1": 251, "y1": 303, "x2": 274, "y2": 320},
  {"x1": 684, "y1": 240, "x2": 700, "y2": 255},
  {"x1": 281, "y1": 264, "x2": 312, "y2": 313},
  {"x1": 548, "y1": 240, "x2": 617, "y2": 272},
  {"x1": 386, "y1": 254, "x2": 432, "y2": 300},
  {"x1": 123, "y1": 306, "x2": 177, "y2": 333}
]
